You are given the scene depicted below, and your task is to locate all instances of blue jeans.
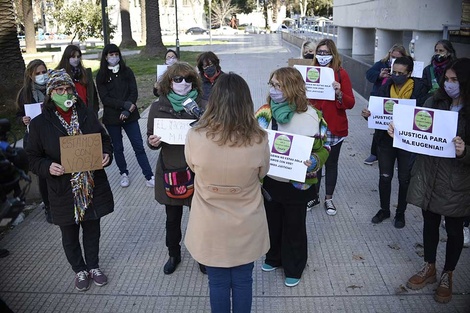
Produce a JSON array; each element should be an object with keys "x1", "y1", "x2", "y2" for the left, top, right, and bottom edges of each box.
[
  {"x1": 106, "y1": 120, "x2": 153, "y2": 180},
  {"x1": 206, "y1": 262, "x2": 254, "y2": 313}
]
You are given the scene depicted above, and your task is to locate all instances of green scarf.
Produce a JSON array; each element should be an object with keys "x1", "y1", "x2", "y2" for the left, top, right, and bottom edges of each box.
[
  {"x1": 167, "y1": 90, "x2": 199, "y2": 112},
  {"x1": 270, "y1": 99, "x2": 295, "y2": 124}
]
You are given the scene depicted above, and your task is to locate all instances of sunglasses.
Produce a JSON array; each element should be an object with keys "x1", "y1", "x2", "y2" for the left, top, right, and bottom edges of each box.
[{"x1": 172, "y1": 75, "x2": 195, "y2": 83}]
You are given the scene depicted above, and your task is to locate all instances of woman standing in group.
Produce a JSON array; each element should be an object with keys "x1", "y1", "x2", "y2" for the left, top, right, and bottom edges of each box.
[
  {"x1": 184, "y1": 73, "x2": 270, "y2": 313},
  {"x1": 153, "y1": 49, "x2": 179, "y2": 97},
  {"x1": 301, "y1": 40, "x2": 316, "y2": 59},
  {"x1": 363, "y1": 44, "x2": 408, "y2": 165},
  {"x1": 196, "y1": 51, "x2": 224, "y2": 101},
  {"x1": 255, "y1": 67, "x2": 329, "y2": 287},
  {"x1": 26, "y1": 69, "x2": 114, "y2": 292},
  {"x1": 147, "y1": 62, "x2": 206, "y2": 275},
  {"x1": 363, "y1": 56, "x2": 427, "y2": 229},
  {"x1": 390, "y1": 58, "x2": 469, "y2": 303},
  {"x1": 56, "y1": 45, "x2": 99, "y2": 116},
  {"x1": 309, "y1": 38, "x2": 355, "y2": 215},
  {"x1": 15, "y1": 59, "x2": 51, "y2": 223},
  {"x1": 422, "y1": 39, "x2": 457, "y2": 96},
  {"x1": 96, "y1": 44, "x2": 154, "y2": 188}
]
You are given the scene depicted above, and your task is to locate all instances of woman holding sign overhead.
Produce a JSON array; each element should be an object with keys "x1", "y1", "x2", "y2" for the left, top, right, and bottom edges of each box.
[
  {"x1": 309, "y1": 38, "x2": 355, "y2": 215},
  {"x1": 147, "y1": 62, "x2": 206, "y2": 275},
  {"x1": 363, "y1": 56, "x2": 427, "y2": 228},
  {"x1": 255, "y1": 67, "x2": 329, "y2": 287},
  {"x1": 397, "y1": 58, "x2": 470, "y2": 303},
  {"x1": 26, "y1": 69, "x2": 114, "y2": 292}
]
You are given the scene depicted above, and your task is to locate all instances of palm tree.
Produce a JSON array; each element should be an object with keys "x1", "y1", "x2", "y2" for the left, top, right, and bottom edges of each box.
[
  {"x1": 119, "y1": 0, "x2": 137, "y2": 48},
  {"x1": 0, "y1": 0, "x2": 26, "y2": 114},
  {"x1": 140, "y1": 0, "x2": 166, "y2": 57},
  {"x1": 22, "y1": 0, "x2": 36, "y2": 53}
]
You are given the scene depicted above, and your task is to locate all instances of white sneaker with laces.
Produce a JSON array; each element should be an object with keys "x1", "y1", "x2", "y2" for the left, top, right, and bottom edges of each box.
[
  {"x1": 464, "y1": 227, "x2": 470, "y2": 248},
  {"x1": 120, "y1": 173, "x2": 130, "y2": 188},
  {"x1": 146, "y1": 176, "x2": 155, "y2": 188},
  {"x1": 324, "y1": 199, "x2": 337, "y2": 216}
]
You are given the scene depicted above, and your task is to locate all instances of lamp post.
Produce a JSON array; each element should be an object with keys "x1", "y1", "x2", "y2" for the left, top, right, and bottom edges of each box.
[
  {"x1": 101, "y1": 0, "x2": 110, "y2": 45},
  {"x1": 175, "y1": 0, "x2": 180, "y2": 56}
]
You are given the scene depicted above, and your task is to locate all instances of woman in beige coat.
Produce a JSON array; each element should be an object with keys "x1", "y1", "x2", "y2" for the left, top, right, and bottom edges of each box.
[{"x1": 184, "y1": 73, "x2": 270, "y2": 313}]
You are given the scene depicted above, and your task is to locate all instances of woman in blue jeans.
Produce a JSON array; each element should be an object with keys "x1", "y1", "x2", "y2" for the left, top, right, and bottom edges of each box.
[{"x1": 96, "y1": 44, "x2": 154, "y2": 188}]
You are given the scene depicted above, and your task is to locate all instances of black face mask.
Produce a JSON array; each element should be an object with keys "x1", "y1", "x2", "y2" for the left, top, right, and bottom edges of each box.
[
  {"x1": 433, "y1": 54, "x2": 448, "y2": 63},
  {"x1": 303, "y1": 53, "x2": 314, "y2": 59},
  {"x1": 204, "y1": 65, "x2": 217, "y2": 78},
  {"x1": 391, "y1": 74, "x2": 408, "y2": 86}
]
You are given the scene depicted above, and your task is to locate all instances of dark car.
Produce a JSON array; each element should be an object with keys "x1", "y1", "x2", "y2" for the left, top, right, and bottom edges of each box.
[
  {"x1": 185, "y1": 27, "x2": 208, "y2": 35},
  {"x1": 244, "y1": 25, "x2": 266, "y2": 34}
]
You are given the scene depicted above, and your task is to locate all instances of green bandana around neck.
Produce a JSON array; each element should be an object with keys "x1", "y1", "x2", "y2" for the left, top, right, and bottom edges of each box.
[
  {"x1": 167, "y1": 89, "x2": 198, "y2": 112},
  {"x1": 270, "y1": 99, "x2": 295, "y2": 124}
]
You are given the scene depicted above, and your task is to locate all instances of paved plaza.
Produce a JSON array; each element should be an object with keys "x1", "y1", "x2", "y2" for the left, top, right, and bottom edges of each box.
[{"x1": 1, "y1": 34, "x2": 469, "y2": 312}]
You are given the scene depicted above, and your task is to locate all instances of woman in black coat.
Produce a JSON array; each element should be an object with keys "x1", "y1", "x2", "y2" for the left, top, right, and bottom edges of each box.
[{"x1": 26, "y1": 69, "x2": 114, "y2": 292}]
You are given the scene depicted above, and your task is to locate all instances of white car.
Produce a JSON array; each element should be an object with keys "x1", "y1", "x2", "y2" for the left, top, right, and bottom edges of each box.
[{"x1": 212, "y1": 26, "x2": 239, "y2": 36}]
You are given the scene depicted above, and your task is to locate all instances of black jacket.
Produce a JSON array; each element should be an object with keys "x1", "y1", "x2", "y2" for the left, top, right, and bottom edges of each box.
[
  {"x1": 96, "y1": 67, "x2": 140, "y2": 126},
  {"x1": 26, "y1": 103, "x2": 114, "y2": 226}
]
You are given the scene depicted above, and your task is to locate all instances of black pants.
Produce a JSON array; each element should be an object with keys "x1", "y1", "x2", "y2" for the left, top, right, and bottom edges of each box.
[
  {"x1": 165, "y1": 205, "x2": 183, "y2": 257},
  {"x1": 59, "y1": 219, "x2": 101, "y2": 273},
  {"x1": 263, "y1": 177, "x2": 314, "y2": 279},
  {"x1": 370, "y1": 130, "x2": 378, "y2": 156},
  {"x1": 423, "y1": 209, "x2": 464, "y2": 271},
  {"x1": 316, "y1": 140, "x2": 343, "y2": 197},
  {"x1": 38, "y1": 177, "x2": 49, "y2": 208}
]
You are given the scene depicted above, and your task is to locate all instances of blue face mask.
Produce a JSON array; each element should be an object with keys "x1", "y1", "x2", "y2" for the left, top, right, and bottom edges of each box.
[
  {"x1": 269, "y1": 87, "x2": 286, "y2": 103},
  {"x1": 107, "y1": 55, "x2": 120, "y2": 66},
  {"x1": 444, "y1": 81, "x2": 460, "y2": 99}
]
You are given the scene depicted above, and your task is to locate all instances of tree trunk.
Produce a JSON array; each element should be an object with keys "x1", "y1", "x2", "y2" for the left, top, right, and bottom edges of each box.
[
  {"x1": 119, "y1": 0, "x2": 137, "y2": 48},
  {"x1": 140, "y1": 0, "x2": 166, "y2": 57},
  {"x1": 22, "y1": 0, "x2": 36, "y2": 53},
  {"x1": 140, "y1": 0, "x2": 146, "y2": 45},
  {"x1": 0, "y1": 0, "x2": 26, "y2": 114}
]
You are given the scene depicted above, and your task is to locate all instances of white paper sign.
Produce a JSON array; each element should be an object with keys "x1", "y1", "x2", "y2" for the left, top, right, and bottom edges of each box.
[
  {"x1": 266, "y1": 129, "x2": 314, "y2": 182},
  {"x1": 392, "y1": 104, "x2": 458, "y2": 158},
  {"x1": 411, "y1": 61, "x2": 424, "y2": 78},
  {"x1": 24, "y1": 102, "x2": 42, "y2": 120},
  {"x1": 293, "y1": 65, "x2": 335, "y2": 101},
  {"x1": 156, "y1": 65, "x2": 169, "y2": 82},
  {"x1": 367, "y1": 96, "x2": 416, "y2": 130},
  {"x1": 153, "y1": 118, "x2": 196, "y2": 145}
]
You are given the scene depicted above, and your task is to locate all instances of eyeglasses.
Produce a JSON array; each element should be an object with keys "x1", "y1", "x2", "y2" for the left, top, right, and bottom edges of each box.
[
  {"x1": 316, "y1": 50, "x2": 331, "y2": 56},
  {"x1": 54, "y1": 86, "x2": 74, "y2": 95},
  {"x1": 391, "y1": 71, "x2": 408, "y2": 76},
  {"x1": 172, "y1": 76, "x2": 195, "y2": 83},
  {"x1": 268, "y1": 81, "x2": 281, "y2": 90}
]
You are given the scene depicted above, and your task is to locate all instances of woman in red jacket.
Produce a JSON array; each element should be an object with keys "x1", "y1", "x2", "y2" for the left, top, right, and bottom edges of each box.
[{"x1": 309, "y1": 39, "x2": 355, "y2": 215}]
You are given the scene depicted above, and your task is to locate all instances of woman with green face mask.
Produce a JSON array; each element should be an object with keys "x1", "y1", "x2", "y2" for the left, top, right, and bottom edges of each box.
[{"x1": 26, "y1": 69, "x2": 115, "y2": 292}]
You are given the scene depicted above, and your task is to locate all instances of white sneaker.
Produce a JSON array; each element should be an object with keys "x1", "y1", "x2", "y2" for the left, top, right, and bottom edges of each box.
[
  {"x1": 464, "y1": 227, "x2": 470, "y2": 248},
  {"x1": 120, "y1": 173, "x2": 130, "y2": 188},
  {"x1": 146, "y1": 176, "x2": 155, "y2": 188}
]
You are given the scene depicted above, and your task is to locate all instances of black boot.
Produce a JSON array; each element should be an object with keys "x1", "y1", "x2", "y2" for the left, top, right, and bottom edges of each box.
[
  {"x1": 163, "y1": 256, "x2": 181, "y2": 275},
  {"x1": 44, "y1": 206, "x2": 52, "y2": 224},
  {"x1": 0, "y1": 249, "x2": 9, "y2": 258},
  {"x1": 198, "y1": 263, "x2": 207, "y2": 275},
  {"x1": 394, "y1": 212, "x2": 405, "y2": 229}
]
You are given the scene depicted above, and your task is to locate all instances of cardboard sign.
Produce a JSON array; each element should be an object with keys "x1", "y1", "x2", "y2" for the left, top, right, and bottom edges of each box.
[
  {"x1": 60, "y1": 133, "x2": 103, "y2": 173},
  {"x1": 154, "y1": 118, "x2": 196, "y2": 145},
  {"x1": 288, "y1": 58, "x2": 314, "y2": 67}
]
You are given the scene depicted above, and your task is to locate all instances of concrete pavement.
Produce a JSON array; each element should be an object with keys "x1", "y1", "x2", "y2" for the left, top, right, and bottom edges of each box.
[{"x1": 1, "y1": 33, "x2": 469, "y2": 313}]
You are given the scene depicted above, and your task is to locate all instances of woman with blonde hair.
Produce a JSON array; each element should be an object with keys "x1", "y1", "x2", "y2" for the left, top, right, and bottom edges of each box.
[
  {"x1": 255, "y1": 67, "x2": 329, "y2": 287},
  {"x1": 185, "y1": 72, "x2": 270, "y2": 312}
]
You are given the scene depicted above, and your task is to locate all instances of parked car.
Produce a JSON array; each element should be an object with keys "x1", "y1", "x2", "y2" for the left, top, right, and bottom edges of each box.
[
  {"x1": 212, "y1": 26, "x2": 239, "y2": 36},
  {"x1": 185, "y1": 27, "x2": 208, "y2": 35},
  {"x1": 244, "y1": 25, "x2": 266, "y2": 34}
]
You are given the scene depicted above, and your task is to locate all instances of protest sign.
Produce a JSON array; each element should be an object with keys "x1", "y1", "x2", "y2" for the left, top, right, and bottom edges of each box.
[
  {"x1": 60, "y1": 133, "x2": 103, "y2": 173},
  {"x1": 293, "y1": 65, "x2": 335, "y2": 100},
  {"x1": 367, "y1": 96, "x2": 416, "y2": 130},
  {"x1": 266, "y1": 129, "x2": 314, "y2": 182},
  {"x1": 24, "y1": 102, "x2": 42, "y2": 120},
  {"x1": 156, "y1": 65, "x2": 168, "y2": 81},
  {"x1": 154, "y1": 118, "x2": 196, "y2": 145},
  {"x1": 392, "y1": 104, "x2": 458, "y2": 158}
]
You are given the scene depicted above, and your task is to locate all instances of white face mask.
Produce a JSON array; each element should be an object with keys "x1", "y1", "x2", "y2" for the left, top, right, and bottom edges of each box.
[
  {"x1": 35, "y1": 73, "x2": 48, "y2": 86},
  {"x1": 107, "y1": 55, "x2": 120, "y2": 66},
  {"x1": 172, "y1": 80, "x2": 192, "y2": 95},
  {"x1": 69, "y1": 57, "x2": 80, "y2": 67},
  {"x1": 316, "y1": 55, "x2": 333, "y2": 66},
  {"x1": 166, "y1": 57, "x2": 177, "y2": 66}
]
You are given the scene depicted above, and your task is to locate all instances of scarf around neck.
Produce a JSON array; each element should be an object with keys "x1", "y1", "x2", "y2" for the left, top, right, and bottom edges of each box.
[
  {"x1": 432, "y1": 59, "x2": 449, "y2": 78},
  {"x1": 167, "y1": 89, "x2": 198, "y2": 112},
  {"x1": 32, "y1": 83, "x2": 46, "y2": 103},
  {"x1": 270, "y1": 99, "x2": 295, "y2": 124},
  {"x1": 391, "y1": 78, "x2": 414, "y2": 99}
]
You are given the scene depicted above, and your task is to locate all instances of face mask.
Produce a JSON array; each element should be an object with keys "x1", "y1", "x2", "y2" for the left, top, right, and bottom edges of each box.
[
  {"x1": 304, "y1": 53, "x2": 314, "y2": 59},
  {"x1": 433, "y1": 54, "x2": 448, "y2": 63},
  {"x1": 69, "y1": 57, "x2": 80, "y2": 67},
  {"x1": 204, "y1": 65, "x2": 217, "y2": 77},
  {"x1": 391, "y1": 74, "x2": 408, "y2": 86},
  {"x1": 444, "y1": 81, "x2": 460, "y2": 99},
  {"x1": 107, "y1": 55, "x2": 120, "y2": 66},
  {"x1": 269, "y1": 87, "x2": 286, "y2": 103},
  {"x1": 166, "y1": 57, "x2": 177, "y2": 66},
  {"x1": 172, "y1": 80, "x2": 192, "y2": 95},
  {"x1": 52, "y1": 93, "x2": 74, "y2": 111},
  {"x1": 316, "y1": 55, "x2": 333, "y2": 66},
  {"x1": 35, "y1": 73, "x2": 48, "y2": 86}
]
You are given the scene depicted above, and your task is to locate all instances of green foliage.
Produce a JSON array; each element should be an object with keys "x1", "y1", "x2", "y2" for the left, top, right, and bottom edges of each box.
[
  {"x1": 48, "y1": 0, "x2": 115, "y2": 42},
  {"x1": 231, "y1": 0, "x2": 256, "y2": 14}
]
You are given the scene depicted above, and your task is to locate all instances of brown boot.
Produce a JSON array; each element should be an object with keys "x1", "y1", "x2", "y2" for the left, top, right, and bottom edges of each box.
[
  {"x1": 434, "y1": 271, "x2": 453, "y2": 303},
  {"x1": 406, "y1": 262, "x2": 437, "y2": 290}
]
